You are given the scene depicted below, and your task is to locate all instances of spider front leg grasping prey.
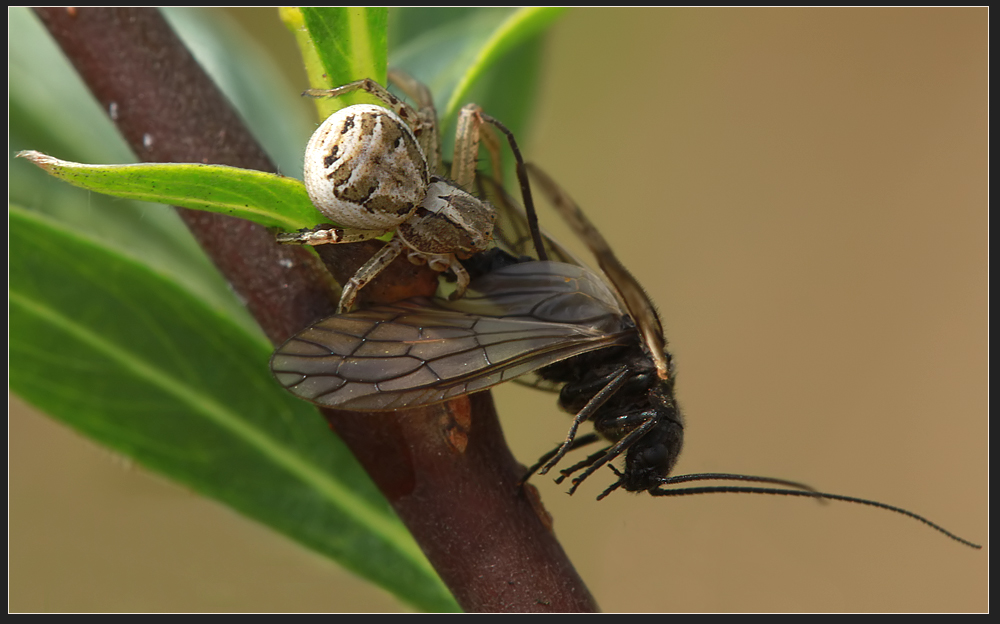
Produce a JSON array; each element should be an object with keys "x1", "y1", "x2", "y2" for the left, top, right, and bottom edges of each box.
[{"x1": 277, "y1": 71, "x2": 498, "y2": 313}]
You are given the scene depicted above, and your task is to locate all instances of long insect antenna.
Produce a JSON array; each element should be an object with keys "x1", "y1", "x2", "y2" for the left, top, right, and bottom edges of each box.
[
  {"x1": 480, "y1": 114, "x2": 548, "y2": 262},
  {"x1": 596, "y1": 467, "x2": 821, "y2": 501},
  {"x1": 647, "y1": 484, "x2": 981, "y2": 549},
  {"x1": 659, "y1": 472, "x2": 821, "y2": 495}
]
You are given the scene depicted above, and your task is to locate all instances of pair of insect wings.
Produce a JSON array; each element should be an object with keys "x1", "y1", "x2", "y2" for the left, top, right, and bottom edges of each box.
[{"x1": 270, "y1": 176, "x2": 654, "y2": 412}]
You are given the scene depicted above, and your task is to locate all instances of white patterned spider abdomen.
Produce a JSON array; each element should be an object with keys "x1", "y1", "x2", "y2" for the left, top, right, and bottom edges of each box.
[
  {"x1": 281, "y1": 74, "x2": 502, "y2": 313},
  {"x1": 303, "y1": 103, "x2": 429, "y2": 231}
]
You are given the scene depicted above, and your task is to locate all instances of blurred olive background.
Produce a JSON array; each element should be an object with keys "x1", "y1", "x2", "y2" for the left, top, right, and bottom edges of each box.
[{"x1": 9, "y1": 8, "x2": 986, "y2": 612}]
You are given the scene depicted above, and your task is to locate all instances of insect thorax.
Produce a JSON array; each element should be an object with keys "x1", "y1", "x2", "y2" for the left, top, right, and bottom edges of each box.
[{"x1": 540, "y1": 337, "x2": 685, "y2": 491}]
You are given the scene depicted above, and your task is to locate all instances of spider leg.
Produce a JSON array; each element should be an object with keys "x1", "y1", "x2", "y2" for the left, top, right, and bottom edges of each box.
[
  {"x1": 387, "y1": 68, "x2": 434, "y2": 110},
  {"x1": 387, "y1": 68, "x2": 441, "y2": 175},
  {"x1": 337, "y1": 237, "x2": 405, "y2": 313},
  {"x1": 450, "y1": 104, "x2": 486, "y2": 191},
  {"x1": 305, "y1": 78, "x2": 418, "y2": 126},
  {"x1": 477, "y1": 121, "x2": 505, "y2": 190},
  {"x1": 446, "y1": 257, "x2": 472, "y2": 301},
  {"x1": 276, "y1": 226, "x2": 385, "y2": 246}
]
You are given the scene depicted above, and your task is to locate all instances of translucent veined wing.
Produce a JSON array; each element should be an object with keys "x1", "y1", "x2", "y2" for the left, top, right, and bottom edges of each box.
[
  {"x1": 271, "y1": 261, "x2": 634, "y2": 411},
  {"x1": 469, "y1": 172, "x2": 600, "y2": 394},
  {"x1": 525, "y1": 163, "x2": 671, "y2": 381}
]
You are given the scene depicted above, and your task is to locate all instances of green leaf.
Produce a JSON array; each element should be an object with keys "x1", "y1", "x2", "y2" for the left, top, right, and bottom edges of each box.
[
  {"x1": 391, "y1": 9, "x2": 566, "y2": 121},
  {"x1": 9, "y1": 205, "x2": 459, "y2": 613},
  {"x1": 162, "y1": 8, "x2": 317, "y2": 179},
  {"x1": 284, "y1": 7, "x2": 389, "y2": 119},
  {"x1": 17, "y1": 150, "x2": 326, "y2": 231},
  {"x1": 11, "y1": 6, "x2": 567, "y2": 612},
  {"x1": 442, "y1": 8, "x2": 566, "y2": 123},
  {"x1": 388, "y1": 7, "x2": 567, "y2": 166},
  {"x1": 8, "y1": 7, "x2": 292, "y2": 337}
]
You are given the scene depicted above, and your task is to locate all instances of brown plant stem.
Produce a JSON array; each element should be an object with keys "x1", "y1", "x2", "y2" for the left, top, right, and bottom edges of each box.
[{"x1": 32, "y1": 7, "x2": 597, "y2": 613}]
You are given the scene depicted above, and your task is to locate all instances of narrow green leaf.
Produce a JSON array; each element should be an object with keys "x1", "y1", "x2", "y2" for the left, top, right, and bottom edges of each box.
[
  {"x1": 285, "y1": 7, "x2": 389, "y2": 120},
  {"x1": 162, "y1": 8, "x2": 317, "y2": 179},
  {"x1": 17, "y1": 150, "x2": 325, "y2": 230},
  {"x1": 441, "y1": 8, "x2": 567, "y2": 122},
  {"x1": 282, "y1": 7, "x2": 568, "y2": 177},
  {"x1": 389, "y1": 9, "x2": 565, "y2": 120},
  {"x1": 12, "y1": 7, "x2": 567, "y2": 611},
  {"x1": 280, "y1": 7, "x2": 325, "y2": 90},
  {"x1": 387, "y1": 8, "x2": 567, "y2": 166},
  {"x1": 8, "y1": 8, "x2": 297, "y2": 337},
  {"x1": 9, "y1": 205, "x2": 459, "y2": 613},
  {"x1": 301, "y1": 7, "x2": 388, "y2": 89}
]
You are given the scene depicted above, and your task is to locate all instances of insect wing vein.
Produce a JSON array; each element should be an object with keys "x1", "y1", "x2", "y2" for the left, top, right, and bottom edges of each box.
[{"x1": 270, "y1": 262, "x2": 633, "y2": 411}]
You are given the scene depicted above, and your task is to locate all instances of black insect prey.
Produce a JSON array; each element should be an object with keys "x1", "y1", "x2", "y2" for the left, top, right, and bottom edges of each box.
[{"x1": 271, "y1": 111, "x2": 979, "y2": 549}]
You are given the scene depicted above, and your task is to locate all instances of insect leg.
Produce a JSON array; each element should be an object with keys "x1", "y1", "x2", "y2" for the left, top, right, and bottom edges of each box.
[
  {"x1": 553, "y1": 447, "x2": 610, "y2": 484},
  {"x1": 481, "y1": 115, "x2": 547, "y2": 262},
  {"x1": 596, "y1": 466, "x2": 627, "y2": 500},
  {"x1": 520, "y1": 433, "x2": 601, "y2": 488},
  {"x1": 540, "y1": 366, "x2": 631, "y2": 475},
  {"x1": 337, "y1": 237, "x2": 405, "y2": 313},
  {"x1": 566, "y1": 412, "x2": 660, "y2": 495},
  {"x1": 276, "y1": 227, "x2": 386, "y2": 246}
]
